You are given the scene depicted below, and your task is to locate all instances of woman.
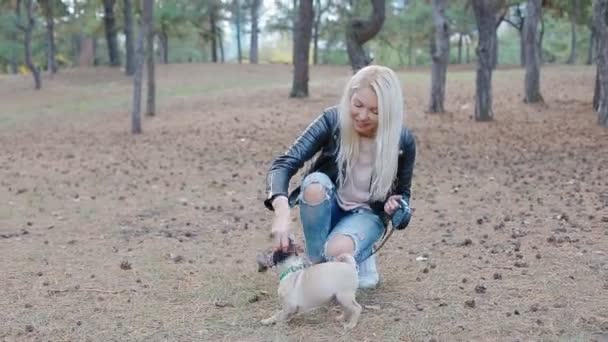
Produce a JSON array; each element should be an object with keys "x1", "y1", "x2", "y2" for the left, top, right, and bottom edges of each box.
[{"x1": 263, "y1": 65, "x2": 416, "y2": 289}]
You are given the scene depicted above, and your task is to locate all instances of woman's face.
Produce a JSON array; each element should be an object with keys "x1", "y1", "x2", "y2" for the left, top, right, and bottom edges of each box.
[{"x1": 349, "y1": 86, "x2": 379, "y2": 137}]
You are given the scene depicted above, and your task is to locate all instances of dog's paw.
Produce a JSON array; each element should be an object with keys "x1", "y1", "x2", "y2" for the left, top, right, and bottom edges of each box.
[{"x1": 343, "y1": 320, "x2": 358, "y2": 330}]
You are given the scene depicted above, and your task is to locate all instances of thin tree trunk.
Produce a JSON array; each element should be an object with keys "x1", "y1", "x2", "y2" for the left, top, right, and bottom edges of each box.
[
  {"x1": 539, "y1": 15, "x2": 545, "y2": 63},
  {"x1": 124, "y1": 0, "x2": 135, "y2": 75},
  {"x1": 210, "y1": 2, "x2": 218, "y2": 63},
  {"x1": 346, "y1": 0, "x2": 386, "y2": 72},
  {"x1": 312, "y1": 0, "x2": 321, "y2": 64},
  {"x1": 520, "y1": 29, "x2": 526, "y2": 66},
  {"x1": 594, "y1": 69, "x2": 600, "y2": 110},
  {"x1": 131, "y1": 4, "x2": 147, "y2": 134},
  {"x1": 408, "y1": 34, "x2": 413, "y2": 66},
  {"x1": 524, "y1": 0, "x2": 543, "y2": 103},
  {"x1": 429, "y1": 0, "x2": 449, "y2": 113},
  {"x1": 144, "y1": 0, "x2": 155, "y2": 116},
  {"x1": 491, "y1": 28, "x2": 498, "y2": 69},
  {"x1": 567, "y1": 0, "x2": 579, "y2": 64},
  {"x1": 292, "y1": 0, "x2": 298, "y2": 64},
  {"x1": 458, "y1": 33, "x2": 463, "y2": 64},
  {"x1": 588, "y1": 25, "x2": 595, "y2": 65},
  {"x1": 219, "y1": 32, "x2": 225, "y2": 63},
  {"x1": 235, "y1": 0, "x2": 242, "y2": 64},
  {"x1": 250, "y1": 0, "x2": 260, "y2": 64},
  {"x1": 159, "y1": 31, "x2": 168, "y2": 64},
  {"x1": 103, "y1": 0, "x2": 120, "y2": 66},
  {"x1": 472, "y1": 0, "x2": 498, "y2": 121},
  {"x1": 593, "y1": 0, "x2": 608, "y2": 127},
  {"x1": 22, "y1": 0, "x2": 41, "y2": 89},
  {"x1": 290, "y1": 0, "x2": 313, "y2": 97},
  {"x1": 42, "y1": 0, "x2": 57, "y2": 73},
  {"x1": 466, "y1": 37, "x2": 470, "y2": 63}
]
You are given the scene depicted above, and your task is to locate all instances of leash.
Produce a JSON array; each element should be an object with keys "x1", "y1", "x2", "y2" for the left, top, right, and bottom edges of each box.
[
  {"x1": 359, "y1": 198, "x2": 410, "y2": 262},
  {"x1": 360, "y1": 225, "x2": 394, "y2": 263}
]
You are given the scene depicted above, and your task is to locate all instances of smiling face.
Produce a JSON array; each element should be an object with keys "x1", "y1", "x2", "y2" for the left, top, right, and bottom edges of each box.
[{"x1": 349, "y1": 86, "x2": 379, "y2": 138}]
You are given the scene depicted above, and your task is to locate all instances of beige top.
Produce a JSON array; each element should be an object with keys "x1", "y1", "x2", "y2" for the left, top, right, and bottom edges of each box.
[{"x1": 337, "y1": 137, "x2": 375, "y2": 211}]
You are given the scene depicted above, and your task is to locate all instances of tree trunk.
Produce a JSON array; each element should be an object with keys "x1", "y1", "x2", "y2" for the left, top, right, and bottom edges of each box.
[
  {"x1": 408, "y1": 34, "x2": 413, "y2": 66},
  {"x1": 42, "y1": 0, "x2": 57, "y2": 73},
  {"x1": 124, "y1": 0, "x2": 135, "y2": 75},
  {"x1": 11, "y1": 0, "x2": 21, "y2": 74},
  {"x1": 292, "y1": 0, "x2": 298, "y2": 64},
  {"x1": 210, "y1": 2, "x2": 218, "y2": 63},
  {"x1": 290, "y1": 0, "x2": 313, "y2": 97},
  {"x1": 159, "y1": 31, "x2": 169, "y2": 64},
  {"x1": 594, "y1": 69, "x2": 600, "y2": 111},
  {"x1": 131, "y1": 3, "x2": 147, "y2": 134},
  {"x1": 429, "y1": 0, "x2": 449, "y2": 113},
  {"x1": 524, "y1": 0, "x2": 543, "y2": 103},
  {"x1": 346, "y1": 0, "x2": 386, "y2": 72},
  {"x1": 22, "y1": 0, "x2": 41, "y2": 89},
  {"x1": 519, "y1": 29, "x2": 526, "y2": 66},
  {"x1": 250, "y1": 0, "x2": 260, "y2": 64},
  {"x1": 539, "y1": 15, "x2": 545, "y2": 63},
  {"x1": 78, "y1": 35, "x2": 95, "y2": 67},
  {"x1": 567, "y1": 0, "x2": 579, "y2": 64},
  {"x1": 235, "y1": 0, "x2": 242, "y2": 64},
  {"x1": 588, "y1": 25, "x2": 595, "y2": 65},
  {"x1": 472, "y1": 0, "x2": 499, "y2": 121},
  {"x1": 593, "y1": 0, "x2": 608, "y2": 127},
  {"x1": 103, "y1": 0, "x2": 120, "y2": 66},
  {"x1": 491, "y1": 28, "x2": 498, "y2": 69},
  {"x1": 466, "y1": 37, "x2": 470, "y2": 63},
  {"x1": 458, "y1": 33, "x2": 463, "y2": 64},
  {"x1": 144, "y1": 0, "x2": 155, "y2": 116},
  {"x1": 219, "y1": 32, "x2": 225, "y2": 63},
  {"x1": 312, "y1": 0, "x2": 321, "y2": 64}
]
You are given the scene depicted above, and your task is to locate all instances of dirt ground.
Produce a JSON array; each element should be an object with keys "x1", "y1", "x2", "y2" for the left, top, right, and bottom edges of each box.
[{"x1": 0, "y1": 63, "x2": 607, "y2": 342}]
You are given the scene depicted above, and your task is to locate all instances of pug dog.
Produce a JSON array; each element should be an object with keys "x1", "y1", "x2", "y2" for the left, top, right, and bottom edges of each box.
[{"x1": 257, "y1": 243, "x2": 362, "y2": 329}]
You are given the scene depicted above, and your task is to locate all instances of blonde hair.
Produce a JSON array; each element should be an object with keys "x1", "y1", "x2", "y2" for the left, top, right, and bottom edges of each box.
[{"x1": 336, "y1": 65, "x2": 404, "y2": 202}]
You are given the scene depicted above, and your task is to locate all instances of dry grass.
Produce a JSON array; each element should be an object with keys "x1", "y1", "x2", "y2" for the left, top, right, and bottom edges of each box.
[{"x1": 0, "y1": 63, "x2": 607, "y2": 342}]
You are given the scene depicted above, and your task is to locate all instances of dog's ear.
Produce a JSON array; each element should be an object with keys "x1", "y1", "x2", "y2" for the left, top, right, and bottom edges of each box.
[{"x1": 272, "y1": 249, "x2": 292, "y2": 265}]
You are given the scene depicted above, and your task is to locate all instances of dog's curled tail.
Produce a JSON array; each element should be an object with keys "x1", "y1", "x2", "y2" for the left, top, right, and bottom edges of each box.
[{"x1": 336, "y1": 253, "x2": 356, "y2": 266}]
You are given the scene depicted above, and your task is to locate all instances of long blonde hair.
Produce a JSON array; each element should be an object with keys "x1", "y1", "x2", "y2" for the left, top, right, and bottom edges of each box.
[{"x1": 336, "y1": 65, "x2": 404, "y2": 202}]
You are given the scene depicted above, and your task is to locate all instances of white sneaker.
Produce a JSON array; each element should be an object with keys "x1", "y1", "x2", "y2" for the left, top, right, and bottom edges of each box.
[{"x1": 357, "y1": 253, "x2": 379, "y2": 289}]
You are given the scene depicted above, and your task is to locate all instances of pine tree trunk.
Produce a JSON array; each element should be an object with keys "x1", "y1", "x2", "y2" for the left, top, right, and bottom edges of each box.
[
  {"x1": 588, "y1": 25, "x2": 595, "y2": 65},
  {"x1": 458, "y1": 33, "x2": 463, "y2": 64},
  {"x1": 250, "y1": 0, "x2": 260, "y2": 64},
  {"x1": 594, "y1": 69, "x2": 600, "y2": 111},
  {"x1": 312, "y1": 0, "x2": 321, "y2": 65},
  {"x1": 42, "y1": 0, "x2": 57, "y2": 73},
  {"x1": 159, "y1": 31, "x2": 168, "y2": 64},
  {"x1": 567, "y1": 0, "x2": 579, "y2": 64},
  {"x1": 23, "y1": 0, "x2": 41, "y2": 89},
  {"x1": 292, "y1": 0, "x2": 298, "y2": 64},
  {"x1": 124, "y1": 0, "x2": 135, "y2": 75},
  {"x1": 491, "y1": 28, "x2": 498, "y2": 69},
  {"x1": 290, "y1": 0, "x2": 313, "y2": 98},
  {"x1": 539, "y1": 15, "x2": 545, "y2": 63},
  {"x1": 219, "y1": 32, "x2": 225, "y2": 63},
  {"x1": 131, "y1": 5, "x2": 146, "y2": 134},
  {"x1": 429, "y1": 0, "x2": 449, "y2": 113},
  {"x1": 472, "y1": 0, "x2": 498, "y2": 121},
  {"x1": 346, "y1": 0, "x2": 386, "y2": 72},
  {"x1": 235, "y1": 0, "x2": 242, "y2": 64},
  {"x1": 210, "y1": 2, "x2": 218, "y2": 63},
  {"x1": 524, "y1": 0, "x2": 543, "y2": 103},
  {"x1": 466, "y1": 38, "x2": 470, "y2": 63},
  {"x1": 520, "y1": 29, "x2": 526, "y2": 66},
  {"x1": 144, "y1": 0, "x2": 155, "y2": 116},
  {"x1": 103, "y1": 0, "x2": 120, "y2": 66},
  {"x1": 593, "y1": 0, "x2": 608, "y2": 127},
  {"x1": 408, "y1": 34, "x2": 413, "y2": 66}
]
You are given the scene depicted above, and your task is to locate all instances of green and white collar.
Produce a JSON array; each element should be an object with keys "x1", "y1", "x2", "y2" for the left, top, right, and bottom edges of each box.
[{"x1": 279, "y1": 263, "x2": 306, "y2": 282}]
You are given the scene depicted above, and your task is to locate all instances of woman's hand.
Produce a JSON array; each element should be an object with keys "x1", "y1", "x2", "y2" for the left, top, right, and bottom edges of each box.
[
  {"x1": 384, "y1": 195, "x2": 403, "y2": 216},
  {"x1": 271, "y1": 196, "x2": 291, "y2": 252}
]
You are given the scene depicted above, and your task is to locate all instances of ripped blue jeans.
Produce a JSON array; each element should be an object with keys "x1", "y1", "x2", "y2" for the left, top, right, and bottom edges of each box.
[{"x1": 298, "y1": 172, "x2": 385, "y2": 264}]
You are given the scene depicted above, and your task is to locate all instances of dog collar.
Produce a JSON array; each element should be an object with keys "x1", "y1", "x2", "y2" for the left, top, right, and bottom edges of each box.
[{"x1": 279, "y1": 264, "x2": 306, "y2": 282}]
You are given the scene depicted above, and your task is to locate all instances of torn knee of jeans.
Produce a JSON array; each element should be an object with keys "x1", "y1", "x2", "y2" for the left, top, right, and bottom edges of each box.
[
  {"x1": 301, "y1": 182, "x2": 330, "y2": 206},
  {"x1": 323, "y1": 234, "x2": 356, "y2": 260}
]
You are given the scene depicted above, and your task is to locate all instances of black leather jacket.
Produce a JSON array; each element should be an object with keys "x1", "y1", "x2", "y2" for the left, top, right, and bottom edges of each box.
[{"x1": 264, "y1": 106, "x2": 416, "y2": 227}]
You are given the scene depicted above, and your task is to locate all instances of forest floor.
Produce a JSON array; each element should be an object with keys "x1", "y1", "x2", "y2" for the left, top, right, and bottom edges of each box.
[{"x1": 0, "y1": 63, "x2": 607, "y2": 342}]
